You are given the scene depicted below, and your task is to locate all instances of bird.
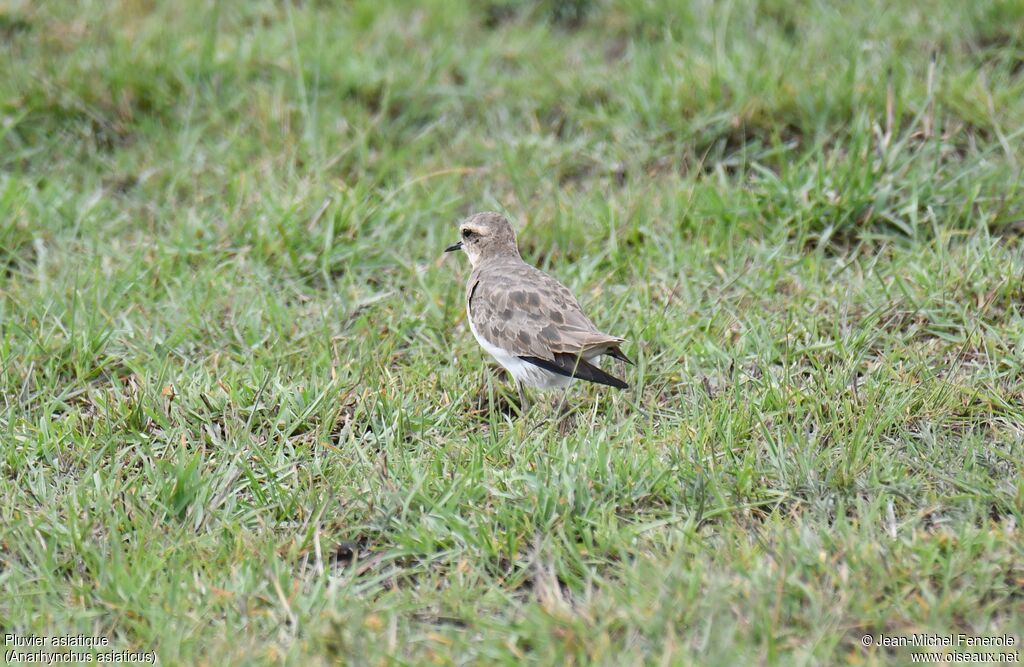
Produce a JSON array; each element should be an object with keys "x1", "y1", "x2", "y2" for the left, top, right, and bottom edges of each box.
[{"x1": 445, "y1": 211, "x2": 631, "y2": 412}]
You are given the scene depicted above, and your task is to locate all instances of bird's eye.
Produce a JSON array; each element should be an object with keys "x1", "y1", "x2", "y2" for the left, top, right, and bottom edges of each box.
[{"x1": 461, "y1": 229, "x2": 472, "y2": 239}]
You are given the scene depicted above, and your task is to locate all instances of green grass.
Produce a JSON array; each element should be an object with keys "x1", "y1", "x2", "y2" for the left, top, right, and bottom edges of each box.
[{"x1": 2, "y1": 0, "x2": 1023, "y2": 664}]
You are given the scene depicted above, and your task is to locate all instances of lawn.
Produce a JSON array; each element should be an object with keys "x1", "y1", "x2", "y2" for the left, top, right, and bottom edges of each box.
[{"x1": 1, "y1": 0, "x2": 1023, "y2": 664}]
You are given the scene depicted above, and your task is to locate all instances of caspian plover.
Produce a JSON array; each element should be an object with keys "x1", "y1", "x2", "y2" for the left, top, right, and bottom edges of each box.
[{"x1": 446, "y1": 211, "x2": 630, "y2": 411}]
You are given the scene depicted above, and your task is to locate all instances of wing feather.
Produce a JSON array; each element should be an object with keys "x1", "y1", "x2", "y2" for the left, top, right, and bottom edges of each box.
[
  {"x1": 467, "y1": 258, "x2": 623, "y2": 360},
  {"x1": 520, "y1": 354, "x2": 628, "y2": 389}
]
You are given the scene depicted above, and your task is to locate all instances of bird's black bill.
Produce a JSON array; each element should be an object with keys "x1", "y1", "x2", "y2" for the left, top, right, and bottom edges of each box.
[{"x1": 444, "y1": 241, "x2": 463, "y2": 253}]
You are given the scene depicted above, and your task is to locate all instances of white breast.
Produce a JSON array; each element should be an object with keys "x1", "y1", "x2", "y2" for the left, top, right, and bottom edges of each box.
[{"x1": 467, "y1": 316, "x2": 572, "y2": 390}]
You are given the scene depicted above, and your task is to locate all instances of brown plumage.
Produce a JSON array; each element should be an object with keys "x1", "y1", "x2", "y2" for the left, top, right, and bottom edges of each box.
[{"x1": 445, "y1": 211, "x2": 631, "y2": 409}]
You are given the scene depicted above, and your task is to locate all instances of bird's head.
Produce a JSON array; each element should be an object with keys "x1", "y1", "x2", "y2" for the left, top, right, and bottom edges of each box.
[{"x1": 445, "y1": 211, "x2": 520, "y2": 267}]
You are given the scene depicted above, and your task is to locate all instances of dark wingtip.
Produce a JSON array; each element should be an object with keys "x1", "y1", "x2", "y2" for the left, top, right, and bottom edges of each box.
[
  {"x1": 607, "y1": 346, "x2": 634, "y2": 365},
  {"x1": 520, "y1": 354, "x2": 629, "y2": 389},
  {"x1": 604, "y1": 375, "x2": 629, "y2": 389}
]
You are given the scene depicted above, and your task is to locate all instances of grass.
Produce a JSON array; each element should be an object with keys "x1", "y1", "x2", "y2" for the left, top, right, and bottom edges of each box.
[{"x1": 1, "y1": 0, "x2": 1023, "y2": 664}]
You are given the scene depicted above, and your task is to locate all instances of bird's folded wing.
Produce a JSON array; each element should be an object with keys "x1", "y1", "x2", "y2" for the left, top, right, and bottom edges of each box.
[{"x1": 467, "y1": 261, "x2": 622, "y2": 360}]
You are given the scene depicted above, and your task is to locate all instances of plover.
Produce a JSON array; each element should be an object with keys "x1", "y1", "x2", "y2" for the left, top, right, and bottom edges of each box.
[{"x1": 445, "y1": 211, "x2": 630, "y2": 411}]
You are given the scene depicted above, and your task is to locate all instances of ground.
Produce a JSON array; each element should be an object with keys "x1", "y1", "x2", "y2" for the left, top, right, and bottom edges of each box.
[{"x1": 1, "y1": 0, "x2": 1023, "y2": 664}]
